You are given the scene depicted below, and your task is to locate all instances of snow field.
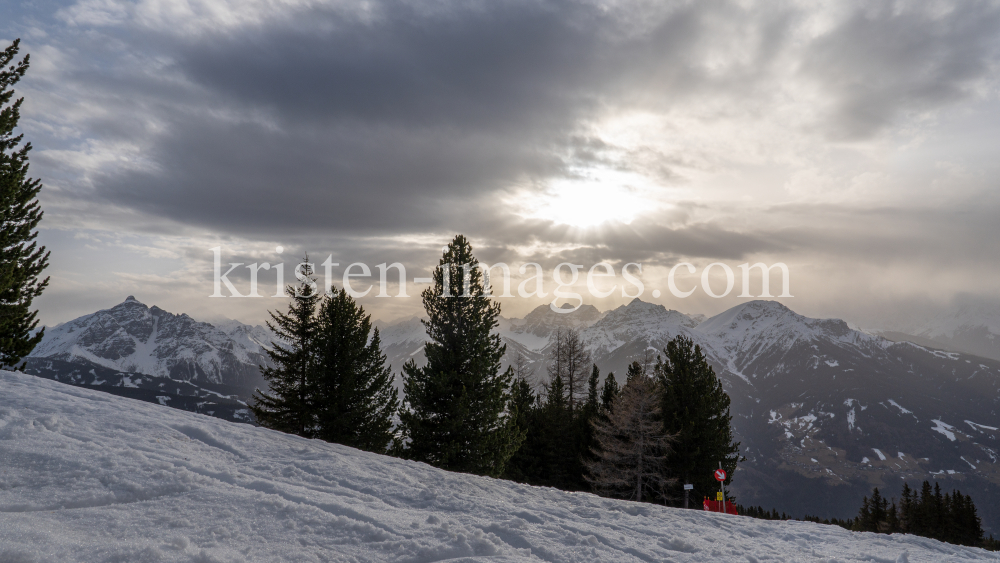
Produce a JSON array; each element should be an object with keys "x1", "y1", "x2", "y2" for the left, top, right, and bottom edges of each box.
[{"x1": 0, "y1": 370, "x2": 995, "y2": 562}]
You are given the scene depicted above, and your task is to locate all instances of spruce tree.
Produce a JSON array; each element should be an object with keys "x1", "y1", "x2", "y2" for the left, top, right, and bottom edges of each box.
[
  {"x1": 397, "y1": 235, "x2": 523, "y2": 476},
  {"x1": 655, "y1": 334, "x2": 741, "y2": 505},
  {"x1": 251, "y1": 263, "x2": 320, "y2": 437},
  {"x1": 626, "y1": 360, "x2": 644, "y2": 382},
  {"x1": 502, "y1": 356, "x2": 537, "y2": 483},
  {"x1": 933, "y1": 482, "x2": 945, "y2": 540},
  {"x1": 580, "y1": 363, "x2": 601, "y2": 432},
  {"x1": 535, "y1": 373, "x2": 574, "y2": 487},
  {"x1": 0, "y1": 39, "x2": 49, "y2": 368},
  {"x1": 899, "y1": 482, "x2": 915, "y2": 533},
  {"x1": 855, "y1": 495, "x2": 873, "y2": 532},
  {"x1": 313, "y1": 287, "x2": 398, "y2": 453},
  {"x1": 567, "y1": 364, "x2": 603, "y2": 490},
  {"x1": 600, "y1": 371, "x2": 619, "y2": 413},
  {"x1": 917, "y1": 480, "x2": 935, "y2": 537},
  {"x1": 961, "y1": 493, "x2": 984, "y2": 547}
]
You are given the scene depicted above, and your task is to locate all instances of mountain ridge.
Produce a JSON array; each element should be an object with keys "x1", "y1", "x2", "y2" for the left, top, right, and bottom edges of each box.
[{"x1": 24, "y1": 295, "x2": 1000, "y2": 530}]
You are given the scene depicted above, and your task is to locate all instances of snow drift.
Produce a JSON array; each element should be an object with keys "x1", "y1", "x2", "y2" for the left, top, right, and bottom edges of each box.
[{"x1": 0, "y1": 370, "x2": 993, "y2": 562}]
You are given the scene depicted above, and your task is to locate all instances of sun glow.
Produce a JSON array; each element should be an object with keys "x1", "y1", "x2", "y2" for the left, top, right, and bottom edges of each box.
[{"x1": 512, "y1": 169, "x2": 662, "y2": 228}]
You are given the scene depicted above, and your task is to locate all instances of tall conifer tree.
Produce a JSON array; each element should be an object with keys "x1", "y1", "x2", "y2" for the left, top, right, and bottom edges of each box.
[
  {"x1": 251, "y1": 263, "x2": 320, "y2": 437},
  {"x1": 313, "y1": 287, "x2": 398, "y2": 452},
  {"x1": 600, "y1": 371, "x2": 619, "y2": 413},
  {"x1": 502, "y1": 354, "x2": 537, "y2": 483},
  {"x1": 0, "y1": 40, "x2": 49, "y2": 368},
  {"x1": 398, "y1": 235, "x2": 523, "y2": 476},
  {"x1": 655, "y1": 335, "x2": 741, "y2": 505}
]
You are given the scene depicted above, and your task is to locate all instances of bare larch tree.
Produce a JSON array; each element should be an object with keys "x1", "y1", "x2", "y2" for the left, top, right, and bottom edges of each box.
[
  {"x1": 585, "y1": 374, "x2": 676, "y2": 502},
  {"x1": 546, "y1": 328, "x2": 591, "y2": 410}
]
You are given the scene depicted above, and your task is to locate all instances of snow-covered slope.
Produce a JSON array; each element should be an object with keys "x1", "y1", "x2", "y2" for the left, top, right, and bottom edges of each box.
[{"x1": 0, "y1": 369, "x2": 989, "y2": 563}]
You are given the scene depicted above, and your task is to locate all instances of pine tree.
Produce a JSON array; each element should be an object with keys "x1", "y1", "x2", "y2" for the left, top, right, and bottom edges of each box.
[
  {"x1": 655, "y1": 334, "x2": 741, "y2": 505},
  {"x1": 312, "y1": 287, "x2": 398, "y2": 452},
  {"x1": 933, "y1": 482, "x2": 945, "y2": 540},
  {"x1": 600, "y1": 371, "x2": 619, "y2": 413},
  {"x1": 397, "y1": 235, "x2": 523, "y2": 477},
  {"x1": 962, "y1": 493, "x2": 984, "y2": 547},
  {"x1": 536, "y1": 373, "x2": 575, "y2": 487},
  {"x1": 917, "y1": 480, "x2": 934, "y2": 537},
  {"x1": 870, "y1": 488, "x2": 889, "y2": 532},
  {"x1": 572, "y1": 364, "x2": 603, "y2": 488},
  {"x1": 942, "y1": 490, "x2": 956, "y2": 544},
  {"x1": 626, "y1": 360, "x2": 644, "y2": 382},
  {"x1": 0, "y1": 39, "x2": 49, "y2": 369},
  {"x1": 584, "y1": 365, "x2": 600, "y2": 416},
  {"x1": 876, "y1": 482, "x2": 985, "y2": 547},
  {"x1": 899, "y1": 482, "x2": 915, "y2": 533},
  {"x1": 854, "y1": 495, "x2": 873, "y2": 532},
  {"x1": 251, "y1": 263, "x2": 321, "y2": 436},
  {"x1": 502, "y1": 354, "x2": 537, "y2": 483},
  {"x1": 585, "y1": 374, "x2": 675, "y2": 502}
]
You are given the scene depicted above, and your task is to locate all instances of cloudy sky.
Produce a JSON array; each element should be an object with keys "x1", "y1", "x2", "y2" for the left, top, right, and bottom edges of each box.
[{"x1": 5, "y1": 0, "x2": 1000, "y2": 328}]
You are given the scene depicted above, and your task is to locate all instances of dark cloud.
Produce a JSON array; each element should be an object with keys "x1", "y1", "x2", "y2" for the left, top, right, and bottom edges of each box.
[
  {"x1": 30, "y1": 0, "x2": 999, "y2": 241},
  {"x1": 13, "y1": 0, "x2": 1000, "y2": 327},
  {"x1": 36, "y1": 0, "x2": 808, "y2": 238}
]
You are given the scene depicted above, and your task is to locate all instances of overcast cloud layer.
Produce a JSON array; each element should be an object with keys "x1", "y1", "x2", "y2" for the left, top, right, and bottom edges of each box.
[{"x1": 5, "y1": 0, "x2": 1000, "y2": 327}]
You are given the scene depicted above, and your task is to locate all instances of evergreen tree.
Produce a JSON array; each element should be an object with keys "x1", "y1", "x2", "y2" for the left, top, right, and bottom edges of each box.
[
  {"x1": 961, "y1": 492, "x2": 985, "y2": 547},
  {"x1": 535, "y1": 373, "x2": 575, "y2": 487},
  {"x1": 501, "y1": 355, "x2": 537, "y2": 483},
  {"x1": 585, "y1": 364, "x2": 600, "y2": 414},
  {"x1": 397, "y1": 235, "x2": 523, "y2": 477},
  {"x1": 313, "y1": 287, "x2": 398, "y2": 452},
  {"x1": 572, "y1": 364, "x2": 603, "y2": 487},
  {"x1": 899, "y1": 482, "x2": 915, "y2": 533},
  {"x1": 855, "y1": 495, "x2": 873, "y2": 532},
  {"x1": 585, "y1": 374, "x2": 675, "y2": 502},
  {"x1": 600, "y1": 371, "x2": 619, "y2": 413},
  {"x1": 858, "y1": 481, "x2": 985, "y2": 547},
  {"x1": 251, "y1": 262, "x2": 320, "y2": 436},
  {"x1": 917, "y1": 480, "x2": 935, "y2": 537},
  {"x1": 655, "y1": 335, "x2": 741, "y2": 505},
  {"x1": 933, "y1": 482, "x2": 945, "y2": 540},
  {"x1": 0, "y1": 39, "x2": 49, "y2": 368},
  {"x1": 853, "y1": 487, "x2": 892, "y2": 533},
  {"x1": 626, "y1": 360, "x2": 644, "y2": 382}
]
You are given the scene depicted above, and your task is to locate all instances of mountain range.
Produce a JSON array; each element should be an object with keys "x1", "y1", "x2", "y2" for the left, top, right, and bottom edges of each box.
[
  {"x1": 877, "y1": 299, "x2": 1000, "y2": 364},
  {"x1": 23, "y1": 295, "x2": 1000, "y2": 531},
  {"x1": 23, "y1": 296, "x2": 273, "y2": 422},
  {"x1": 380, "y1": 299, "x2": 1000, "y2": 531}
]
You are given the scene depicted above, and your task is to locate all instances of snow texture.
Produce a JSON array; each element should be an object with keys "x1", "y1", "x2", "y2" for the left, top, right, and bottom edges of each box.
[
  {"x1": 932, "y1": 420, "x2": 958, "y2": 442},
  {"x1": 0, "y1": 370, "x2": 994, "y2": 562}
]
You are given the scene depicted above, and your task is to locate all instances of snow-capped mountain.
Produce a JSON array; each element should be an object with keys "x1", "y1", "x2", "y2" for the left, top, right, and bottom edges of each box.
[
  {"x1": 914, "y1": 301, "x2": 1000, "y2": 362},
  {"x1": 23, "y1": 297, "x2": 274, "y2": 420},
  {"x1": 874, "y1": 298, "x2": 1000, "y2": 363},
  {"x1": 22, "y1": 295, "x2": 1000, "y2": 530},
  {"x1": 381, "y1": 298, "x2": 1000, "y2": 531},
  {"x1": 2, "y1": 368, "x2": 991, "y2": 562},
  {"x1": 687, "y1": 301, "x2": 1000, "y2": 530},
  {"x1": 29, "y1": 296, "x2": 271, "y2": 387}
]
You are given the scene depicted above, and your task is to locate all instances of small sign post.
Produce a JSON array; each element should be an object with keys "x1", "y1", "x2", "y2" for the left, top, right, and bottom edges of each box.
[
  {"x1": 683, "y1": 483, "x2": 693, "y2": 508},
  {"x1": 714, "y1": 463, "x2": 727, "y2": 513}
]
